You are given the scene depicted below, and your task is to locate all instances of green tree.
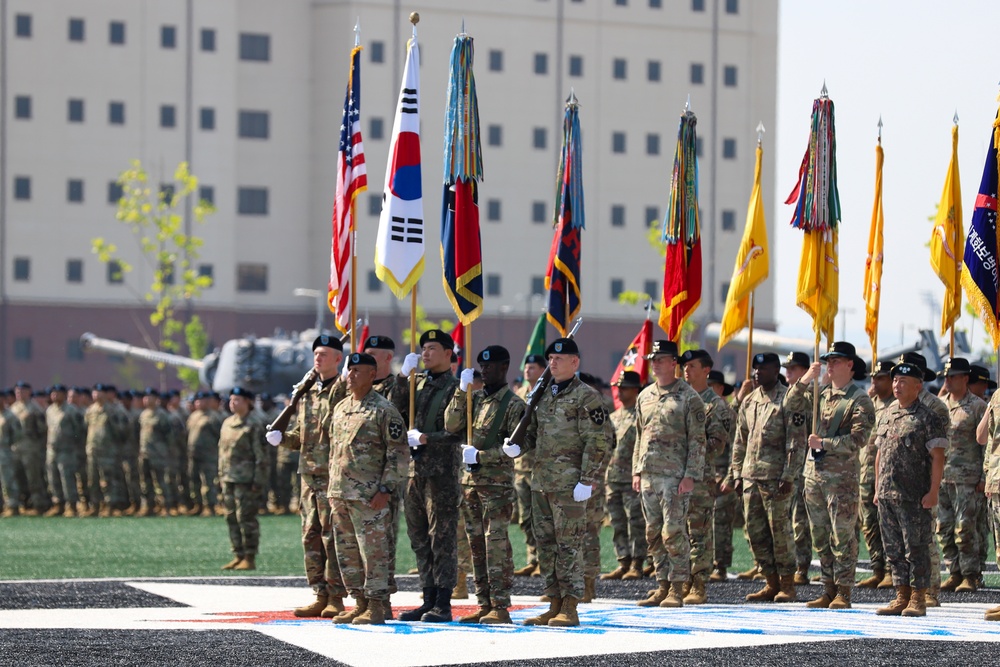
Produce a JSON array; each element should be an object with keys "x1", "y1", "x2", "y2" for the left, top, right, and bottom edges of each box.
[
  {"x1": 400, "y1": 305, "x2": 455, "y2": 347},
  {"x1": 92, "y1": 161, "x2": 215, "y2": 389}
]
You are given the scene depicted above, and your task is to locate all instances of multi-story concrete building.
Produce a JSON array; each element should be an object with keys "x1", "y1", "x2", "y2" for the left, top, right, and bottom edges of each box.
[{"x1": 0, "y1": 0, "x2": 777, "y2": 387}]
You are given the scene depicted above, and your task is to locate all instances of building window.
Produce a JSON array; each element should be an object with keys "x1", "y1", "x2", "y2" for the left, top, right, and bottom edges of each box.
[
  {"x1": 13, "y1": 257, "x2": 30, "y2": 281},
  {"x1": 532, "y1": 127, "x2": 547, "y2": 150},
  {"x1": 67, "y1": 339, "x2": 85, "y2": 362},
  {"x1": 67, "y1": 179, "x2": 84, "y2": 203},
  {"x1": 720, "y1": 281, "x2": 730, "y2": 303},
  {"x1": 68, "y1": 99, "x2": 84, "y2": 123},
  {"x1": 696, "y1": 137, "x2": 704, "y2": 157},
  {"x1": 367, "y1": 270, "x2": 382, "y2": 293},
  {"x1": 237, "y1": 264, "x2": 268, "y2": 292},
  {"x1": 725, "y1": 0, "x2": 739, "y2": 14},
  {"x1": 643, "y1": 279, "x2": 658, "y2": 298},
  {"x1": 370, "y1": 41, "x2": 385, "y2": 63},
  {"x1": 723, "y1": 138, "x2": 737, "y2": 159},
  {"x1": 237, "y1": 187, "x2": 268, "y2": 215},
  {"x1": 568, "y1": 55, "x2": 583, "y2": 77},
  {"x1": 14, "y1": 176, "x2": 30, "y2": 200},
  {"x1": 645, "y1": 206, "x2": 659, "y2": 227},
  {"x1": 487, "y1": 124, "x2": 503, "y2": 147},
  {"x1": 159, "y1": 261, "x2": 175, "y2": 285},
  {"x1": 487, "y1": 274, "x2": 501, "y2": 296},
  {"x1": 239, "y1": 33, "x2": 270, "y2": 61},
  {"x1": 108, "y1": 181, "x2": 124, "y2": 204},
  {"x1": 724, "y1": 65, "x2": 738, "y2": 87},
  {"x1": 647, "y1": 60, "x2": 661, "y2": 82},
  {"x1": 68, "y1": 18, "x2": 85, "y2": 42},
  {"x1": 160, "y1": 105, "x2": 176, "y2": 128},
  {"x1": 107, "y1": 260, "x2": 125, "y2": 284},
  {"x1": 161, "y1": 25, "x2": 176, "y2": 49},
  {"x1": 368, "y1": 194, "x2": 381, "y2": 216},
  {"x1": 721, "y1": 209, "x2": 736, "y2": 231},
  {"x1": 109, "y1": 21, "x2": 126, "y2": 45},
  {"x1": 200, "y1": 107, "x2": 215, "y2": 130},
  {"x1": 691, "y1": 63, "x2": 704, "y2": 84},
  {"x1": 238, "y1": 110, "x2": 269, "y2": 139},
  {"x1": 646, "y1": 133, "x2": 660, "y2": 156},
  {"x1": 615, "y1": 0, "x2": 628, "y2": 5},
  {"x1": 66, "y1": 259, "x2": 84, "y2": 283},
  {"x1": 612, "y1": 132, "x2": 626, "y2": 154},
  {"x1": 369, "y1": 117, "x2": 384, "y2": 140},
  {"x1": 199, "y1": 186, "x2": 214, "y2": 205},
  {"x1": 692, "y1": 0, "x2": 706, "y2": 11},
  {"x1": 201, "y1": 28, "x2": 216, "y2": 52},
  {"x1": 160, "y1": 183, "x2": 176, "y2": 204},
  {"x1": 489, "y1": 50, "x2": 503, "y2": 72},
  {"x1": 612, "y1": 58, "x2": 627, "y2": 80},
  {"x1": 14, "y1": 96, "x2": 31, "y2": 119},
  {"x1": 610, "y1": 278, "x2": 624, "y2": 300},
  {"x1": 198, "y1": 264, "x2": 214, "y2": 286},
  {"x1": 14, "y1": 338, "x2": 32, "y2": 361},
  {"x1": 650, "y1": 0, "x2": 663, "y2": 7},
  {"x1": 487, "y1": 199, "x2": 502, "y2": 222},
  {"x1": 15, "y1": 14, "x2": 31, "y2": 38},
  {"x1": 611, "y1": 205, "x2": 625, "y2": 227},
  {"x1": 109, "y1": 101, "x2": 125, "y2": 125},
  {"x1": 532, "y1": 201, "x2": 547, "y2": 224},
  {"x1": 531, "y1": 276, "x2": 545, "y2": 296},
  {"x1": 534, "y1": 53, "x2": 548, "y2": 75}
]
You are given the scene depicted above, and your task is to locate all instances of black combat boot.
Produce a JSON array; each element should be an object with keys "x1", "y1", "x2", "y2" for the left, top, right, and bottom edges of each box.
[
  {"x1": 398, "y1": 587, "x2": 435, "y2": 621},
  {"x1": 420, "y1": 587, "x2": 453, "y2": 623}
]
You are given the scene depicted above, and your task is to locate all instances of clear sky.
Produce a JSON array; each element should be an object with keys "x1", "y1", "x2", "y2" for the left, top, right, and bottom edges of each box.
[{"x1": 772, "y1": 0, "x2": 999, "y2": 356}]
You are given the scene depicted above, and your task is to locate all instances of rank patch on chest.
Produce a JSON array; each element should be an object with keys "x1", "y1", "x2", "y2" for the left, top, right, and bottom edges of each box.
[{"x1": 388, "y1": 420, "x2": 404, "y2": 440}]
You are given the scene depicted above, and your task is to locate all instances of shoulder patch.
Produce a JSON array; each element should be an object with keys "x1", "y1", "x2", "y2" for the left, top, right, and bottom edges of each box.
[
  {"x1": 791, "y1": 412, "x2": 806, "y2": 427},
  {"x1": 388, "y1": 419, "x2": 404, "y2": 440},
  {"x1": 589, "y1": 407, "x2": 608, "y2": 426},
  {"x1": 695, "y1": 409, "x2": 706, "y2": 423},
  {"x1": 865, "y1": 410, "x2": 876, "y2": 425}
]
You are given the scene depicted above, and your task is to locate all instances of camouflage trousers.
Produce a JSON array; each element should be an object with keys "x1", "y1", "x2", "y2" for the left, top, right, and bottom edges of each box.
[
  {"x1": 0, "y1": 447, "x2": 20, "y2": 509},
  {"x1": 274, "y1": 458, "x2": 298, "y2": 510},
  {"x1": 606, "y1": 481, "x2": 647, "y2": 561},
  {"x1": 514, "y1": 472, "x2": 537, "y2": 565},
  {"x1": 640, "y1": 475, "x2": 691, "y2": 583},
  {"x1": 222, "y1": 482, "x2": 260, "y2": 557},
  {"x1": 47, "y1": 453, "x2": 80, "y2": 505},
  {"x1": 386, "y1": 493, "x2": 401, "y2": 594},
  {"x1": 457, "y1": 509, "x2": 473, "y2": 574},
  {"x1": 743, "y1": 480, "x2": 795, "y2": 577},
  {"x1": 331, "y1": 497, "x2": 392, "y2": 601},
  {"x1": 121, "y1": 448, "x2": 142, "y2": 508},
  {"x1": 166, "y1": 452, "x2": 190, "y2": 510},
  {"x1": 990, "y1": 495, "x2": 1000, "y2": 563},
  {"x1": 404, "y1": 474, "x2": 459, "y2": 590},
  {"x1": 936, "y1": 482, "x2": 984, "y2": 577},
  {"x1": 584, "y1": 483, "x2": 606, "y2": 578},
  {"x1": 979, "y1": 497, "x2": 991, "y2": 573},
  {"x1": 804, "y1": 474, "x2": 859, "y2": 586},
  {"x1": 87, "y1": 454, "x2": 126, "y2": 510},
  {"x1": 713, "y1": 488, "x2": 739, "y2": 568},
  {"x1": 858, "y1": 475, "x2": 884, "y2": 571},
  {"x1": 12, "y1": 447, "x2": 46, "y2": 510},
  {"x1": 880, "y1": 498, "x2": 933, "y2": 589},
  {"x1": 300, "y1": 474, "x2": 346, "y2": 598},
  {"x1": 533, "y1": 489, "x2": 587, "y2": 599},
  {"x1": 462, "y1": 485, "x2": 514, "y2": 608},
  {"x1": 189, "y1": 457, "x2": 219, "y2": 509},
  {"x1": 141, "y1": 459, "x2": 175, "y2": 509},
  {"x1": 792, "y1": 475, "x2": 813, "y2": 569},
  {"x1": 687, "y1": 479, "x2": 717, "y2": 578}
]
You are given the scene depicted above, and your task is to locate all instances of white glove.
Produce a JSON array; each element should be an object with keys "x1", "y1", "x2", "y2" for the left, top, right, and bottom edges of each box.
[
  {"x1": 401, "y1": 353, "x2": 421, "y2": 376},
  {"x1": 501, "y1": 437, "x2": 521, "y2": 458},
  {"x1": 462, "y1": 445, "x2": 479, "y2": 465},
  {"x1": 459, "y1": 368, "x2": 476, "y2": 392},
  {"x1": 265, "y1": 430, "x2": 282, "y2": 446},
  {"x1": 340, "y1": 354, "x2": 350, "y2": 380},
  {"x1": 407, "y1": 428, "x2": 423, "y2": 448},
  {"x1": 573, "y1": 482, "x2": 593, "y2": 502}
]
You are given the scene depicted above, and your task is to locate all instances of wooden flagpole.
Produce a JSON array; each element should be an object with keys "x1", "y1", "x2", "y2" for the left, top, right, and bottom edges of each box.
[{"x1": 745, "y1": 291, "x2": 755, "y2": 381}]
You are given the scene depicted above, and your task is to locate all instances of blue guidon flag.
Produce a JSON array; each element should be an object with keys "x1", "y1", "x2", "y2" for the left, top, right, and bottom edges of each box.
[{"x1": 960, "y1": 109, "x2": 1000, "y2": 348}]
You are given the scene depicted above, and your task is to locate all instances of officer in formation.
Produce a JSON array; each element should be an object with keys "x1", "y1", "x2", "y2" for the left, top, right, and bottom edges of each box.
[
  {"x1": 858, "y1": 360, "x2": 896, "y2": 589},
  {"x1": 219, "y1": 386, "x2": 268, "y2": 571},
  {"x1": 708, "y1": 370, "x2": 738, "y2": 581},
  {"x1": 187, "y1": 392, "x2": 223, "y2": 517},
  {"x1": 512, "y1": 353, "x2": 545, "y2": 576},
  {"x1": 0, "y1": 390, "x2": 23, "y2": 517},
  {"x1": 977, "y1": 368, "x2": 1000, "y2": 622},
  {"x1": 782, "y1": 351, "x2": 815, "y2": 584},
  {"x1": 84, "y1": 384, "x2": 129, "y2": 516}
]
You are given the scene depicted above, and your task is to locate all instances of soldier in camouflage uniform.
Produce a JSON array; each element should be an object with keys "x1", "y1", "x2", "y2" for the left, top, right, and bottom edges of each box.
[
  {"x1": 187, "y1": 392, "x2": 223, "y2": 516},
  {"x1": 632, "y1": 340, "x2": 706, "y2": 610},
  {"x1": 84, "y1": 384, "x2": 128, "y2": 516},
  {"x1": 781, "y1": 352, "x2": 814, "y2": 584},
  {"x1": 977, "y1": 376, "x2": 1000, "y2": 621},
  {"x1": 444, "y1": 345, "x2": 526, "y2": 625},
  {"x1": 873, "y1": 362, "x2": 947, "y2": 617},
  {"x1": 10, "y1": 382, "x2": 47, "y2": 514},
  {"x1": 708, "y1": 370, "x2": 739, "y2": 581},
  {"x1": 513, "y1": 354, "x2": 545, "y2": 576},
  {"x1": 44, "y1": 385, "x2": 86, "y2": 517},
  {"x1": 139, "y1": 388, "x2": 176, "y2": 516},
  {"x1": 0, "y1": 390, "x2": 23, "y2": 517},
  {"x1": 935, "y1": 358, "x2": 987, "y2": 593},
  {"x1": 513, "y1": 337, "x2": 611, "y2": 627},
  {"x1": 970, "y1": 364, "x2": 995, "y2": 578},
  {"x1": 120, "y1": 390, "x2": 145, "y2": 514},
  {"x1": 680, "y1": 350, "x2": 734, "y2": 603},
  {"x1": 67, "y1": 387, "x2": 91, "y2": 511},
  {"x1": 391, "y1": 329, "x2": 462, "y2": 623},
  {"x1": 857, "y1": 361, "x2": 896, "y2": 588},
  {"x1": 258, "y1": 393, "x2": 282, "y2": 513},
  {"x1": 579, "y1": 372, "x2": 612, "y2": 603},
  {"x1": 163, "y1": 391, "x2": 189, "y2": 515},
  {"x1": 724, "y1": 352, "x2": 808, "y2": 603},
  {"x1": 601, "y1": 371, "x2": 646, "y2": 581},
  {"x1": 790, "y1": 342, "x2": 876, "y2": 609},
  {"x1": 219, "y1": 387, "x2": 268, "y2": 570},
  {"x1": 266, "y1": 334, "x2": 349, "y2": 617}
]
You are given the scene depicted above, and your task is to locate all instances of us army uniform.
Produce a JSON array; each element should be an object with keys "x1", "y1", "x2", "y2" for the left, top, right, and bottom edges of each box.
[
  {"x1": 605, "y1": 399, "x2": 646, "y2": 572},
  {"x1": 10, "y1": 390, "x2": 47, "y2": 512},
  {"x1": 84, "y1": 398, "x2": 128, "y2": 512},
  {"x1": 122, "y1": 395, "x2": 144, "y2": 512},
  {"x1": 859, "y1": 384, "x2": 896, "y2": 585},
  {"x1": 687, "y1": 386, "x2": 733, "y2": 585},
  {"x1": 0, "y1": 403, "x2": 23, "y2": 514},
  {"x1": 711, "y1": 391, "x2": 739, "y2": 578},
  {"x1": 583, "y1": 391, "x2": 613, "y2": 594},
  {"x1": 219, "y1": 402, "x2": 268, "y2": 561},
  {"x1": 919, "y1": 384, "x2": 949, "y2": 602},
  {"x1": 166, "y1": 403, "x2": 190, "y2": 512},
  {"x1": 46, "y1": 394, "x2": 86, "y2": 511},
  {"x1": 140, "y1": 399, "x2": 176, "y2": 513},
  {"x1": 513, "y1": 379, "x2": 538, "y2": 571},
  {"x1": 187, "y1": 401, "x2": 223, "y2": 513},
  {"x1": 981, "y1": 390, "x2": 1000, "y2": 621}
]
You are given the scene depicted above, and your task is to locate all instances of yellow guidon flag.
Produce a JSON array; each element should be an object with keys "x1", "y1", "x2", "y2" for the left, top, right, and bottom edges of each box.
[
  {"x1": 863, "y1": 137, "x2": 885, "y2": 354},
  {"x1": 718, "y1": 142, "x2": 770, "y2": 350},
  {"x1": 929, "y1": 123, "x2": 963, "y2": 336}
]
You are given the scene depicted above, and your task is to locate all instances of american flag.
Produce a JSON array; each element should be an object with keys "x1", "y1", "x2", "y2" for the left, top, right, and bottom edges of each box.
[{"x1": 328, "y1": 46, "x2": 367, "y2": 332}]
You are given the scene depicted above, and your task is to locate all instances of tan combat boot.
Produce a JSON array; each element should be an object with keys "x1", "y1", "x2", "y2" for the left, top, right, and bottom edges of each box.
[
  {"x1": 773, "y1": 574, "x2": 797, "y2": 603},
  {"x1": 876, "y1": 585, "x2": 912, "y2": 615},
  {"x1": 293, "y1": 594, "x2": 328, "y2": 618},
  {"x1": 637, "y1": 581, "x2": 670, "y2": 607},
  {"x1": 234, "y1": 555, "x2": 256, "y2": 570},
  {"x1": 659, "y1": 582, "x2": 685, "y2": 608},
  {"x1": 622, "y1": 559, "x2": 644, "y2": 581},
  {"x1": 333, "y1": 596, "x2": 368, "y2": 624},
  {"x1": 548, "y1": 596, "x2": 580, "y2": 626},
  {"x1": 683, "y1": 575, "x2": 707, "y2": 605},
  {"x1": 708, "y1": 566, "x2": 727, "y2": 583},
  {"x1": 857, "y1": 567, "x2": 884, "y2": 588},
  {"x1": 984, "y1": 605, "x2": 1000, "y2": 622},
  {"x1": 63, "y1": 504, "x2": 78, "y2": 518},
  {"x1": 452, "y1": 572, "x2": 469, "y2": 599},
  {"x1": 480, "y1": 607, "x2": 512, "y2": 624},
  {"x1": 925, "y1": 590, "x2": 940, "y2": 608},
  {"x1": 352, "y1": 598, "x2": 386, "y2": 625},
  {"x1": 940, "y1": 572, "x2": 961, "y2": 592},
  {"x1": 44, "y1": 503, "x2": 64, "y2": 517},
  {"x1": 877, "y1": 570, "x2": 894, "y2": 589},
  {"x1": 793, "y1": 566, "x2": 810, "y2": 586},
  {"x1": 902, "y1": 588, "x2": 927, "y2": 617},
  {"x1": 458, "y1": 605, "x2": 491, "y2": 623},
  {"x1": 523, "y1": 597, "x2": 561, "y2": 625},
  {"x1": 581, "y1": 576, "x2": 596, "y2": 603},
  {"x1": 642, "y1": 562, "x2": 655, "y2": 577},
  {"x1": 736, "y1": 565, "x2": 760, "y2": 581},
  {"x1": 513, "y1": 563, "x2": 537, "y2": 577},
  {"x1": 601, "y1": 557, "x2": 632, "y2": 580},
  {"x1": 320, "y1": 597, "x2": 346, "y2": 618},
  {"x1": 805, "y1": 582, "x2": 837, "y2": 608},
  {"x1": 955, "y1": 575, "x2": 978, "y2": 593},
  {"x1": 828, "y1": 585, "x2": 852, "y2": 609},
  {"x1": 221, "y1": 556, "x2": 243, "y2": 571},
  {"x1": 746, "y1": 574, "x2": 781, "y2": 602},
  {"x1": 1, "y1": 507, "x2": 20, "y2": 518}
]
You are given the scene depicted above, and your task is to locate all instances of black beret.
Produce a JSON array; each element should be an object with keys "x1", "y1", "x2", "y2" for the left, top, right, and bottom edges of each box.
[
  {"x1": 752, "y1": 352, "x2": 781, "y2": 368},
  {"x1": 347, "y1": 352, "x2": 377, "y2": 368},
  {"x1": 50, "y1": 384, "x2": 68, "y2": 393},
  {"x1": 312, "y1": 334, "x2": 344, "y2": 352},
  {"x1": 680, "y1": 348, "x2": 713, "y2": 367},
  {"x1": 143, "y1": 387, "x2": 160, "y2": 397},
  {"x1": 32, "y1": 389, "x2": 47, "y2": 397},
  {"x1": 230, "y1": 386, "x2": 255, "y2": 401},
  {"x1": 258, "y1": 392, "x2": 273, "y2": 402},
  {"x1": 545, "y1": 338, "x2": 579, "y2": 357},
  {"x1": 211, "y1": 391, "x2": 223, "y2": 401},
  {"x1": 477, "y1": 345, "x2": 510, "y2": 365},
  {"x1": 363, "y1": 335, "x2": 396, "y2": 351},
  {"x1": 14, "y1": 380, "x2": 31, "y2": 389},
  {"x1": 645, "y1": 340, "x2": 679, "y2": 359},
  {"x1": 523, "y1": 354, "x2": 546, "y2": 366},
  {"x1": 419, "y1": 329, "x2": 454, "y2": 351}
]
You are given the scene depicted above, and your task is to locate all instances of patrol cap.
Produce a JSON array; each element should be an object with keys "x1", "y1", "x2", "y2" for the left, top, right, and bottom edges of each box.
[
  {"x1": 50, "y1": 384, "x2": 68, "y2": 393},
  {"x1": 870, "y1": 360, "x2": 895, "y2": 377},
  {"x1": 891, "y1": 363, "x2": 924, "y2": 380},
  {"x1": 477, "y1": 345, "x2": 510, "y2": 365},
  {"x1": 419, "y1": 329, "x2": 454, "y2": 351},
  {"x1": 363, "y1": 335, "x2": 396, "y2": 351},
  {"x1": 523, "y1": 354, "x2": 546, "y2": 366},
  {"x1": 970, "y1": 365, "x2": 998, "y2": 389},
  {"x1": 707, "y1": 370, "x2": 735, "y2": 396},
  {"x1": 347, "y1": 352, "x2": 378, "y2": 368},
  {"x1": 230, "y1": 386, "x2": 255, "y2": 401},
  {"x1": 679, "y1": 348, "x2": 713, "y2": 367},
  {"x1": 751, "y1": 352, "x2": 781, "y2": 369},
  {"x1": 943, "y1": 357, "x2": 972, "y2": 377},
  {"x1": 614, "y1": 370, "x2": 643, "y2": 389},
  {"x1": 897, "y1": 352, "x2": 937, "y2": 382},
  {"x1": 545, "y1": 338, "x2": 580, "y2": 357},
  {"x1": 645, "y1": 340, "x2": 679, "y2": 360},
  {"x1": 312, "y1": 334, "x2": 344, "y2": 352},
  {"x1": 14, "y1": 380, "x2": 31, "y2": 389},
  {"x1": 782, "y1": 351, "x2": 811, "y2": 369}
]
